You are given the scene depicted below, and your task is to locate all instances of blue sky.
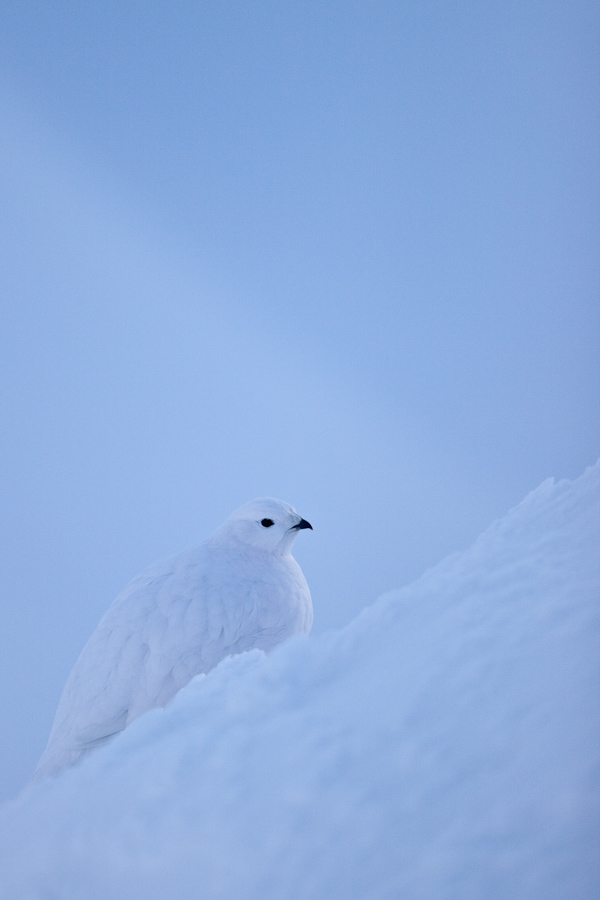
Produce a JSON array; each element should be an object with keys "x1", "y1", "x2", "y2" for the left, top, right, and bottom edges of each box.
[{"x1": 0, "y1": 1, "x2": 598, "y2": 799}]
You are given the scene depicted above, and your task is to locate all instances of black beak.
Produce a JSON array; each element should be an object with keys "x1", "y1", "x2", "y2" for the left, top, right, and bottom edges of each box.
[{"x1": 293, "y1": 518, "x2": 313, "y2": 531}]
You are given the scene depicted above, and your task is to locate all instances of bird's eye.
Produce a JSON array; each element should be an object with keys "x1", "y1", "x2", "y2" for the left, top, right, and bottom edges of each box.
[{"x1": 261, "y1": 518, "x2": 274, "y2": 528}]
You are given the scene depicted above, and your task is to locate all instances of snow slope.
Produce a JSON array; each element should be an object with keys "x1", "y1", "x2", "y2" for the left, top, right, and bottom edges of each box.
[{"x1": 1, "y1": 463, "x2": 598, "y2": 900}]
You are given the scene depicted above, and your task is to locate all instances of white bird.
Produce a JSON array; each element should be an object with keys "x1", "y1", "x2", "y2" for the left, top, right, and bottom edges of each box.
[{"x1": 33, "y1": 498, "x2": 313, "y2": 780}]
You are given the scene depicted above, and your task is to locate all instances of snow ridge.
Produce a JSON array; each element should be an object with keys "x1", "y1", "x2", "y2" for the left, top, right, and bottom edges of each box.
[{"x1": 0, "y1": 463, "x2": 598, "y2": 900}]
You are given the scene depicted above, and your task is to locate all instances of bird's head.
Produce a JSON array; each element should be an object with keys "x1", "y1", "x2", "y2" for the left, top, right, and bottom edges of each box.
[{"x1": 215, "y1": 498, "x2": 312, "y2": 556}]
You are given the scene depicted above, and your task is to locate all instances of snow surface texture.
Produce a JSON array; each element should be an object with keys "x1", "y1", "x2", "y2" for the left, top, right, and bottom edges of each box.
[
  {"x1": 1, "y1": 465, "x2": 598, "y2": 900},
  {"x1": 33, "y1": 498, "x2": 313, "y2": 780}
]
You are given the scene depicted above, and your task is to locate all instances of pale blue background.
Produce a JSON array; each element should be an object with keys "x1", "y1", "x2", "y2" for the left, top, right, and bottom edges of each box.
[{"x1": 0, "y1": 1, "x2": 598, "y2": 800}]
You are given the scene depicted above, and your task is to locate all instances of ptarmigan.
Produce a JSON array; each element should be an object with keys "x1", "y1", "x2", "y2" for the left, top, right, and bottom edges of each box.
[{"x1": 33, "y1": 498, "x2": 313, "y2": 780}]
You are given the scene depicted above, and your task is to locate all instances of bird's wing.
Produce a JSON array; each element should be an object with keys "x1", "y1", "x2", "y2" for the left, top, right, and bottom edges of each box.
[{"x1": 33, "y1": 544, "x2": 229, "y2": 779}]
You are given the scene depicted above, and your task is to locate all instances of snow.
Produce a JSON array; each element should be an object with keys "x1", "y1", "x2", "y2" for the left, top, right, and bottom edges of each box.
[{"x1": 1, "y1": 463, "x2": 598, "y2": 900}]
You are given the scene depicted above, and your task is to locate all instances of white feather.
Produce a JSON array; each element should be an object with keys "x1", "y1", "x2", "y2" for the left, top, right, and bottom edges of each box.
[{"x1": 33, "y1": 498, "x2": 313, "y2": 779}]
